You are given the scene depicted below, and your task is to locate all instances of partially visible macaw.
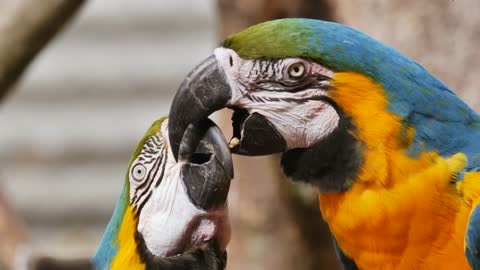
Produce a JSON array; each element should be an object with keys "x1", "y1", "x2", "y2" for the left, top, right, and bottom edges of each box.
[
  {"x1": 168, "y1": 18, "x2": 480, "y2": 270},
  {"x1": 90, "y1": 117, "x2": 233, "y2": 270}
]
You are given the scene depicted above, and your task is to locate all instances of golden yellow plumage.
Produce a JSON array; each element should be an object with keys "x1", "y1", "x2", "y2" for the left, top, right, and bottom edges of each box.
[
  {"x1": 110, "y1": 206, "x2": 146, "y2": 270},
  {"x1": 318, "y1": 72, "x2": 480, "y2": 269}
]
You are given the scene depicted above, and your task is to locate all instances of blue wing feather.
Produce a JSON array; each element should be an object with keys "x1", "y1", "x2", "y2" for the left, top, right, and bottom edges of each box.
[
  {"x1": 333, "y1": 237, "x2": 359, "y2": 270},
  {"x1": 281, "y1": 20, "x2": 480, "y2": 169},
  {"x1": 466, "y1": 204, "x2": 480, "y2": 270}
]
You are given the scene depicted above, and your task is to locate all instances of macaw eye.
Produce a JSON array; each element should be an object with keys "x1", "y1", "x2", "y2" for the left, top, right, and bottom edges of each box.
[
  {"x1": 288, "y1": 62, "x2": 305, "y2": 78},
  {"x1": 132, "y1": 164, "x2": 147, "y2": 181}
]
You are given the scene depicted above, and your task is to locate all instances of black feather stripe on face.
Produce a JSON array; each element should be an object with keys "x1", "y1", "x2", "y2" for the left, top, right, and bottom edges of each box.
[
  {"x1": 131, "y1": 134, "x2": 168, "y2": 211},
  {"x1": 133, "y1": 154, "x2": 163, "y2": 205}
]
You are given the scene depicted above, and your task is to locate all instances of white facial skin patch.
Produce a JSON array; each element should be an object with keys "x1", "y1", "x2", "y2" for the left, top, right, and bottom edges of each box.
[
  {"x1": 137, "y1": 163, "x2": 208, "y2": 256},
  {"x1": 130, "y1": 120, "x2": 217, "y2": 257},
  {"x1": 214, "y1": 48, "x2": 340, "y2": 149}
]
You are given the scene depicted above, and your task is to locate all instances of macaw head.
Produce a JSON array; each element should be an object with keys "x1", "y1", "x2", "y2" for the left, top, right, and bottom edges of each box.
[
  {"x1": 169, "y1": 18, "x2": 478, "y2": 192},
  {"x1": 94, "y1": 117, "x2": 232, "y2": 268}
]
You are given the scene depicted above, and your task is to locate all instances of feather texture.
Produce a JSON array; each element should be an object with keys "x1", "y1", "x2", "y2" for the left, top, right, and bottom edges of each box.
[
  {"x1": 224, "y1": 19, "x2": 480, "y2": 168},
  {"x1": 224, "y1": 18, "x2": 480, "y2": 269}
]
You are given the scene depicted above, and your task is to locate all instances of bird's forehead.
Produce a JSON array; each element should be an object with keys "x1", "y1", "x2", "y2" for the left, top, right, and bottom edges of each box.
[
  {"x1": 129, "y1": 117, "x2": 168, "y2": 163},
  {"x1": 223, "y1": 18, "x2": 317, "y2": 60},
  {"x1": 222, "y1": 18, "x2": 404, "y2": 77},
  {"x1": 138, "y1": 134, "x2": 164, "y2": 156}
]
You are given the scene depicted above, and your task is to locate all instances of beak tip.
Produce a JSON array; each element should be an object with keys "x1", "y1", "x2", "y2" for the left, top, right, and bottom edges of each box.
[
  {"x1": 219, "y1": 153, "x2": 234, "y2": 180},
  {"x1": 171, "y1": 146, "x2": 180, "y2": 162}
]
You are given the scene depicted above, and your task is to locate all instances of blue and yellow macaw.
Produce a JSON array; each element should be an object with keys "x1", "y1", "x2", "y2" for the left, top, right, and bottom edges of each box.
[
  {"x1": 168, "y1": 19, "x2": 480, "y2": 269},
  {"x1": 91, "y1": 117, "x2": 232, "y2": 270}
]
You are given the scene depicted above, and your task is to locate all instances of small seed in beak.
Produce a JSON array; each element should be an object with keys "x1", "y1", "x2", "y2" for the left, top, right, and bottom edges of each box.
[{"x1": 228, "y1": 137, "x2": 240, "y2": 149}]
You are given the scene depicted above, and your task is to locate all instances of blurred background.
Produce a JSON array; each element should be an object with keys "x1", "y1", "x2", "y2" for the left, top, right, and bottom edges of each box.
[{"x1": 0, "y1": 0, "x2": 478, "y2": 269}]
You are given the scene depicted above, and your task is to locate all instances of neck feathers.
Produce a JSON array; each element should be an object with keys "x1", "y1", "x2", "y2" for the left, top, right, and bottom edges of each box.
[
  {"x1": 93, "y1": 184, "x2": 145, "y2": 270},
  {"x1": 283, "y1": 71, "x2": 480, "y2": 192}
]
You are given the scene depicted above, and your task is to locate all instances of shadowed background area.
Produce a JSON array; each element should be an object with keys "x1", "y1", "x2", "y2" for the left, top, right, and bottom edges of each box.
[{"x1": 0, "y1": 0, "x2": 478, "y2": 269}]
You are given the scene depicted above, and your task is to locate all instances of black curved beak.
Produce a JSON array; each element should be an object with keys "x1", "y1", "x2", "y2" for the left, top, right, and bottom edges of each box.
[
  {"x1": 169, "y1": 55, "x2": 286, "y2": 161},
  {"x1": 169, "y1": 55, "x2": 231, "y2": 161},
  {"x1": 178, "y1": 118, "x2": 233, "y2": 211}
]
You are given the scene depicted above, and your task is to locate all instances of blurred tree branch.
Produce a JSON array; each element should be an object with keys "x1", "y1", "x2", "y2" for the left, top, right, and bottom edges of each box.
[
  {"x1": 0, "y1": 0, "x2": 86, "y2": 102},
  {"x1": 0, "y1": 1, "x2": 86, "y2": 269}
]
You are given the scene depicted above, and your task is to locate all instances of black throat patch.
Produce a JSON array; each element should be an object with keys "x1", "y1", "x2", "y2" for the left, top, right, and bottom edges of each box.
[{"x1": 280, "y1": 101, "x2": 363, "y2": 193}]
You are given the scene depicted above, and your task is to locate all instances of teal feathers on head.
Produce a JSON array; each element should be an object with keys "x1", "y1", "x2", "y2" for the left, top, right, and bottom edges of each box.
[
  {"x1": 93, "y1": 116, "x2": 232, "y2": 269},
  {"x1": 93, "y1": 117, "x2": 167, "y2": 268},
  {"x1": 223, "y1": 19, "x2": 464, "y2": 111},
  {"x1": 224, "y1": 18, "x2": 480, "y2": 167},
  {"x1": 92, "y1": 183, "x2": 128, "y2": 268}
]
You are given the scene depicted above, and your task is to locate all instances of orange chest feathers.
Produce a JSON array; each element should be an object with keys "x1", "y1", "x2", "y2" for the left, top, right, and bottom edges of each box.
[
  {"x1": 319, "y1": 153, "x2": 477, "y2": 270},
  {"x1": 318, "y1": 72, "x2": 480, "y2": 269}
]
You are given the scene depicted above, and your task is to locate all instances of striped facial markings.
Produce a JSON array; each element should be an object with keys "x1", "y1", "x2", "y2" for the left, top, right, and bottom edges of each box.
[
  {"x1": 129, "y1": 134, "x2": 169, "y2": 212},
  {"x1": 236, "y1": 57, "x2": 333, "y2": 106},
  {"x1": 214, "y1": 48, "x2": 340, "y2": 150}
]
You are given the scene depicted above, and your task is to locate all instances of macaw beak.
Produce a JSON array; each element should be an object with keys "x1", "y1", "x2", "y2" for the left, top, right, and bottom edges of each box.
[
  {"x1": 178, "y1": 118, "x2": 233, "y2": 211},
  {"x1": 169, "y1": 55, "x2": 286, "y2": 161}
]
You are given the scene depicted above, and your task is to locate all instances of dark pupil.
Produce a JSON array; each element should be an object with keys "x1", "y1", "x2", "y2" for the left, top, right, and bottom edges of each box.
[
  {"x1": 293, "y1": 67, "x2": 299, "y2": 72},
  {"x1": 137, "y1": 169, "x2": 142, "y2": 174}
]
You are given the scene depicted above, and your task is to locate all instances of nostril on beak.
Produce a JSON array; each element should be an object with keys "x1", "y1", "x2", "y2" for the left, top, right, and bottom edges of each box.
[{"x1": 190, "y1": 153, "x2": 212, "y2": 165}]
